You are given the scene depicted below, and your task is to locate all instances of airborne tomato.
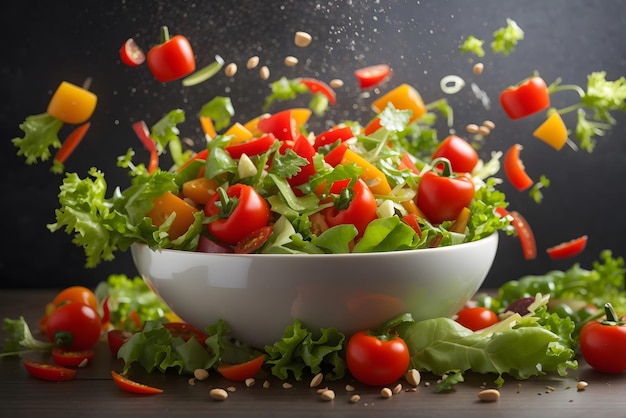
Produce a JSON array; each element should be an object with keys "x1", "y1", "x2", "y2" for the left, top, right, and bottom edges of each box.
[
  {"x1": 354, "y1": 64, "x2": 392, "y2": 89},
  {"x1": 431, "y1": 135, "x2": 478, "y2": 173},
  {"x1": 499, "y1": 76, "x2": 550, "y2": 120},
  {"x1": 46, "y1": 303, "x2": 102, "y2": 350},
  {"x1": 205, "y1": 184, "x2": 270, "y2": 245},
  {"x1": 346, "y1": 331, "x2": 409, "y2": 386},
  {"x1": 503, "y1": 144, "x2": 534, "y2": 191},
  {"x1": 146, "y1": 26, "x2": 196, "y2": 83},
  {"x1": 416, "y1": 159, "x2": 474, "y2": 225},
  {"x1": 580, "y1": 303, "x2": 626, "y2": 373},
  {"x1": 323, "y1": 179, "x2": 378, "y2": 238},
  {"x1": 496, "y1": 207, "x2": 537, "y2": 260},
  {"x1": 455, "y1": 307, "x2": 499, "y2": 331},
  {"x1": 300, "y1": 78, "x2": 337, "y2": 105},
  {"x1": 120, "y1": 38, "x2": 146, "y2": 67},
  {"x1": 546, "y1": 235, "x2": 588, "y2": 259}
]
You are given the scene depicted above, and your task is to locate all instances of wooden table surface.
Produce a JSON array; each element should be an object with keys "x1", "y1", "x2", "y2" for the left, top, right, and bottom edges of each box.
[{"x1": 2, "y1": 289, "x2": 625, "y2": 417}]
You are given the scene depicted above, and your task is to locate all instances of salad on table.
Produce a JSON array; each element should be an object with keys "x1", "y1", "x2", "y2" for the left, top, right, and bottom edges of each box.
[{"x1": 5, "y1": 16, "x2": 626, "y2": 399}]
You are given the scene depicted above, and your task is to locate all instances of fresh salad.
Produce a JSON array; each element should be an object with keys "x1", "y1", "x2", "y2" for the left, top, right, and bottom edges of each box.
[{"x1": 6, "y1": 18, "x2": 626, "y2": 396}]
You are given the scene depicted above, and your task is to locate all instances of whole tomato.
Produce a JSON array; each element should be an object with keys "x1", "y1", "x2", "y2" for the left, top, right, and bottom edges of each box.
[
  {"x1": 579, "y1": 303, "x2": 626, "y2": 373},
  {"x1": 205, "y1": 184, "x2": 270, "y2": 245},
  {"x1": 46, "y1": 303, "x2": 102, "y2": 350},
  {"x1": 323, "y1": 179, "x2": 378, "y2": 238},
  {"x1": 455, "y1": 307, "x2": 499, "y2": 331},
  {"x1": 431, "y1": 135, "x2": 478, "y2": 173},
  {"x1": 346, "y1": 330, "x2": 410, "y2": 386},
  {"x1": 416, "y1": 159, "x2": 475, "y2": 225}
]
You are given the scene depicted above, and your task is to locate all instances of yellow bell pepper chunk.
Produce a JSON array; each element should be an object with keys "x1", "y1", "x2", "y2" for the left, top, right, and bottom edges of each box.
[
  {"x1": 341, "y1": 148, "x2": 392, "y2": 196},
  {"x1": 290, "y1": 108, "x2": 312, "y2": 127},
  {"x1": 47, "y1": 81, "x2": 97, "y2": 124},
  {"x1": 224, "y1": 122, "x2": 253, "y2": 145},
  {"x1": 533, "y1": 112, "x2": 568, "y2": 150},
  {"x1": 146, "y1": 191, "x2": 199, "y2": 240},
  {"x1": 371, "y1": 84, "x2": 426, "y2": 122},
  {"x1": 200, "y1": 116, "x2": 217, "y2": 140}
]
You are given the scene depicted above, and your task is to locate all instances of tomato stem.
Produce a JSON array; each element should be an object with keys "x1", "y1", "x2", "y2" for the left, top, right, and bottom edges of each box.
[
  {"x1": 53, "y1": 330, "x2": 74, "y2": 347},
  {"x1": 602, "y1": 302, "x2": 624, "y2": 325},
  {"x1": 160, "y1": 26, "x2": 171, "y2": 44},
  {"x1": 430, "y1": 157, "x2": 454, "y2": 177}
]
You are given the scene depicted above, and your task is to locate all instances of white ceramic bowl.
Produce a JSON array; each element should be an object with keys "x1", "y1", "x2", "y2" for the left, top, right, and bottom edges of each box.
[{"x1": 131, "y1": 232, "x2": 498, "y2": 348}]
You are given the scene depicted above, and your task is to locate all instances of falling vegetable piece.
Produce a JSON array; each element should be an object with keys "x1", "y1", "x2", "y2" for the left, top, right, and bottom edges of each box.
[
  {"x1": 354, "y1": 64, "x2": 392, "y2": 89},
  {"x1": 533, "y1": 111, "x2": 568, "y2": 150},
  {"x1": 119, "y1": 38, "x2": 146, "y2": 67},
  {"x1": 182, "y1": 55, "x2": 225, "y2": 87},
  {"x1": 147, "y1": 26, "x2": 196, "y2": 83},
  {"x1": 499, "y1": 76, "x2": 550, "y2": 120},
  {"x1": 299, "y1": 78, "x2": 337, "y2": 105},
  {"x1": 546, "y1": 235, "x2": 588, "y2": 259},
  {"x1": 503, "y1": 144, "x2": 534, "y2": 191},
  {"x1": 371, "y1": 83, "x2": 426, "y2": 122},
  {"x1": 51, "y1": 122, "x2": 91, "y2": 173},
  {"x1": 132, "y1": 121, "x2": 159, "y2": 173},
  {"x1": 495, "y1": 207, "x2": 537, "y2": 260},
  {"x1": 47, "y1": 81, "x2": 98, "y2": 124}
]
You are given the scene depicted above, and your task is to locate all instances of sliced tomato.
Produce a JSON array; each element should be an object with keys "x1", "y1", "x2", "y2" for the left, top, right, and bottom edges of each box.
[
  {"x1": 546, "y1": 235, "x2": 588, "y2": 259},
  {"x1": 225, "y1": 133, "x2": 276, "y2": 159},
  {"x1": 120, "y1": 38, "x2": 146, "y2": 67},
  {"x1": 354, "y1": 64, "x2": 392, "y2": 89},
  {"x1": 23, "y1": 359, "x2": 77, "y2": 382},
  {"x1": 235, "y1": 225, "x2": 273, "y2": 254},
  {"x1": 496, "y1": 207, "x2": 537, "y2": 260},
  {"x1": 107, "y1": 329, "x2": 134, "y2": 356},
  {"x1": 52, "y1": 348, "x2": 95, "y2": 367},
  {"x1": 164, "y1": 322, "x2": 209, "y2": 348},
  {"x1": 300, "y1": 78, "x2": 337, "y2": 105},
  {"x1": 503, "y1": 144, "x2": 533, "y2": 191},
  {"x1": 111, "y1": 370, "x2": 163, "y2": 394},
  {"x1": 217, "y1": 354, "x2": 265, "y2": 381}
]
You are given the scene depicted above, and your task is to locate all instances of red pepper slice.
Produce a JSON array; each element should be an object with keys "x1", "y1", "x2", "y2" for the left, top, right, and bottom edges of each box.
[
  {"x1": 503, "y1": 144, "x2": 534, "y2": 191},
  {"x1": 53, "y1": 122, "x2": 91, "y2": 166},
  {"x1": 300, "y1": 78, "x2": 337, "y2": 105},
  {"x1": 132, "y1": 121, "x2": 159, "y2": 173},
  {"x1": 225, "y1": 133, "x2": 276, "y2": 159},
  {"x1": 111, "y1": 370, "x2": 163, "y2": 394},
  {"x1": 257, "y1": 109, "x2": 298, "y2": 141},
  {"x1": 546, "y1": 235, "x2": 588, "y2": 259},
  {"x1": 499, "y1": 76, "x2": 550, "y2": 120},
  {"x1": 23, "y1": 359, "x2": 77, "y2": 382},
  {"x1": 496, "y1": 207, "x2": 537, "y2": 260},
  {"x1": 313, "y1": 126, "x2": 354, "y2": 149}
]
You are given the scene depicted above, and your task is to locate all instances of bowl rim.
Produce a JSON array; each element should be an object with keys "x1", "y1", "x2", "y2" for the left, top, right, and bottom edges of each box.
[{"x1": 131, "y1": 230, "x2": 498, "y2": 259}]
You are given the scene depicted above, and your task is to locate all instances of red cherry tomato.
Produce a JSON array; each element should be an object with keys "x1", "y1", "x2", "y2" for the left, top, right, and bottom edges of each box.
[
  {"x1": 346, "y1": 331, "x2": 409, "y2": 386},
  {"x1": 146, "y1": 26, "x2": 196, "y2": 83},
  {"x1": 107, "y1": 329, "x2": 134, "y2": 356},
  {"x1": 163, "y1": 322, "x2": 209, "y2": 348},
  {"x1": 323, "y1": 179, "x2": 378, "y2": 238},
  {"x1": 455, "y1": 307, "x2": 499, "y2": 331},
  {"x1": 225, "y1": 133, "x2": 276, "y2": 159},
  {"x1": 496, "y1": 207, "x2": 537, "y2": 260},
  {"x1": 300, "y1": 78, "x2": 337, "y2": 105},
  {"x1": 23, "y1": 359, "x2": 77, "y2": 382},
  {"x1": 120, "y1": 38, "x2": 146, "y2": 67},
  {"x1": 46, "y1": 303, "x2": 102, "y2": 350},
  {"x1": 499, "y1": 76, "x2": 550, "y2": 120},
  {"x1": 580, "y1": 303, "x2": 626, "y2": 373},
  {"x1": 111, "y1": 370, "x2": 163, "y2": 394},
  {"x1": 503, "y1": 144, "x2": 534, "y2": 191},
  {"x1": 52, "y1": 348, "x2": 95, "y2": 367},
  {"x1": 235, "y1": 225, "x2": 273, "y2": 254},
  {"x1": 354, "y1": 64, "x2": 392, "y2": 89},
  {"x1": 546, "y1": 235, "x2": 588, "y2": 259},
  {"x1": 416, "y1": 160, "x2": 475, "y2": 225},
  {"x1": 217, "y1": 354, "x2": 266, "y2": 381},
  {"x1": 431, "y1": 135, "x2": 478, "y2": 173},
  {"x1": 205, "y1": 184, "x2": 271, "y2": 245}
]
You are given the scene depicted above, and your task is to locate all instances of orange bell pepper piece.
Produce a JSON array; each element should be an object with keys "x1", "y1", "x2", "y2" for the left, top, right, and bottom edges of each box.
[
  {"x1": 47, "y1": 81, "x2": 97, "y2": 124},
  {"x1": 181, "y1": 177, "x2": 219, "y2": 205},
  {"x1": 341, "y1": 148, "x2": 392, "y2": 196},
  {"x1": 371, "y1": 84, "x2": 426, "y2": 122},
  {"x1": 224, "y1": 122, "x2": 253, "y2": 145},
  {"x1": 200, "y1": 116, "x2": 217, "y2": 140},
  {"x1": 533, "y1": 112, "x2": 568, "y2": 150},
  {"x1": 146, "y1": 192, "x2": 199, "y2": 240}
]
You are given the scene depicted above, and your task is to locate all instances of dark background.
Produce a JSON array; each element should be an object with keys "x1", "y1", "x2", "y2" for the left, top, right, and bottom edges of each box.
[{"x1": 1, "y1": 0, "x2": 625, "y2": 290}]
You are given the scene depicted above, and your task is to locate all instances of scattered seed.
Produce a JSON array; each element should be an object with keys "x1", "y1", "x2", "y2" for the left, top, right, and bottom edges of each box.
[
  {"x1": 284, "y1": 56, "x2": 299, "y2": 67},
  {"x1": 424, "y1": 381, "x2": 431, "y2": 387},
  {"x1": 317, "y1": 387, "x2": 329, "y2": 394},
  {"x1": 263, "y1": 380, "x2": 271, "y2": 389},
  {"x1": 225, "y1": 63, "x2": 238, "y2": 77},
  {"x1": 380, "y1": 387, "x2": 393, "y2": 399},
  {"x1": 210, "y1": 388, "x2": 229, "y2": 401},
  {"x1": 406, "y1": 387, "x2": 418, "y2": 392},
  {"x1": 194, "y1": 369, "x2": 209, "y2": 381},
  {"x1": 478, "y1": 389, "x2": 500, "y2": 402},
  {"x1": 245, "y1": 378, "x2": 256, "y2": 388},
  {"x1": 577, "y1": 381, "x2": 588, "y2": 391},
  {"x1": 477, "y1": 125, "x2": 491, "y2": 136},
  {"x1": 282, "y1": 382, "x2": 293, "y2": 389},
  {"x1": 188, "y1": 377, "x2": 196, "y2": 386},
  {"x1": 294, "y1": 31, "x2": 313, "y2": 47},
  {"x1": 246, "y1": 56, "x2": 259, "y2": 69},
  {"x1": 320, "y1": 389, "x2": 336, "y2": 401},
  {"x1": 330, "y1": 79, "x2": 344, "y2": 89},
  {"x1": 78, "y1": 358, "x2": 89, "y2": 368},
  {"x1": 310, "y1": 372, "x2": 324, "y2": 388},
  {"x1": 227, "y1": 386, "x2": 237, "y2": 392},
  {"x1": 345, "y1": 384, "x2": 356, "y2": 392},
  {"x1": 350, "y1": 394, "x2": 361, "y2": 403},
  {"x1": 405, "y1": 369, "x2": 421, "y2": 386},
  {"x1": 466, "y1": 123, "x2": 479, "y2": 134},
  {"x1": 259, "y1": 66, "x2": 270, "y2": 80},
  {"x1": 473, "y1": 62, "x2": 484, "y2": 75},
  {"x1": 392, "y1": 383, "x2": 403, "y2": 394},
  {"x1": 482, "y1": 120, "x2": 496, "y2": 130}
]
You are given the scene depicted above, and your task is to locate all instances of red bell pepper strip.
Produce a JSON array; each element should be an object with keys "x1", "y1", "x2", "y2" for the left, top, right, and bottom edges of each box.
[
  {"x1": 132, "y1": 121, "x2": 159, "y2": 173},
  {"x1": 53, "y1": 122, "x2": 91, "y2": 167}
]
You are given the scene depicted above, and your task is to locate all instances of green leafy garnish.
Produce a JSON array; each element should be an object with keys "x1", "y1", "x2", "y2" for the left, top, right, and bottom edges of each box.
[
  {"x1": 12, "y1": 113, "x2": 64, "y2": 165},
  {"x1": 1, "y1": 317, "x2": 53, "y2": 357},
  {"x1": 459, "y1": 35, "x2": 485, "y2": 57},
  {"x1": 491, "y1": 18, "x2": 524, "y2": 55},
  {"x1": 199, "y1": 96, "x2": 235, "y2": 131},
  {"x1": 529, "y1": 174, "x2": 550, "y2": 204}
]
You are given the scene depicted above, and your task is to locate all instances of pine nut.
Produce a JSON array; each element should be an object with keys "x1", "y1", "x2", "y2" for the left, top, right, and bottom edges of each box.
[
  {"x1": 477, "y1": 125, "x2": 491, "y2": 136},
  {"x1": 380, "y1": 387, "x2": 393, "y2": 398},
  {"x1": 478, "y1": 388, "x2": 500, "y2": 402},
  {"x1": 259, "y1": 66, "x2": 270, "y2": 80},
  {"x1": 310, "y1": 372, "x2": 323, "y2": 388},
  {"x1": 577, "y1": 381, "x2": 588, "y2": 391},
  {"x1": 225, "y1": 63, "x2": 238, "y2": 77},
  {"x1": 466, "y1": 123, "x2": 479, "y2": 134},
  {"x1": 245, "y1": 378, "x2": 256, "y2": 387},
  {"x1": 330, "y1": 79, "x2": 344, "y2": 88},
  {"x1": 350, "y1": 394, "x2": 361, "y2": 403},
  {"x1": 405, "y1": 369, "x2": 421, "y2": 386},
  {"x1": 263, "y1": 380, "x2": 271, "y2": 389},
  {"x1": 294, "y1": 31, "x2": 312, "y2": 47},
  {"x1": 246, "y1": 56, "x2": 259, "y2": 69},
  {"x1": 282, "y1": 382, "x2": 293, "y2": 389},
  {"x1": 320, "y1": 389, "x2": 335, "y2": 401},
  {"x1": 194, "y1": 369, "x2": 209, "y2": 380},
  {"x1": 473, "y1": 62, "x2": 484, "y2": 75},
  {"x1": 392, "y1": 383, "x2": 403, "y2": 394},
  {"x1": 284, "y1": 56, "x2": 299, "y2": 67},
  {"x1": 482, "y1": 120, "x2": 496, "y2": 130},
  {"x1": 345, "y1": 384, "x2": 355, "y2": 392},
  {"x1": 210, "y1": 388, "x2": 229, "y2": 401}
]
